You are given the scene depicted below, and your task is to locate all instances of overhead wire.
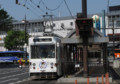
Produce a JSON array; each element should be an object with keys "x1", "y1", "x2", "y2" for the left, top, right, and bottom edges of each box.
[
  {"x1": 39, "y1": 0, "x2": 43, "y2": 4},
  {"x1": 26, "y1": 1, "x2": 43, "y2": 16},
  {"x1": 27, "y1": 8, "x2": 41, "y2": 18},
  {"x1": 63, "y1": 0, "x2": 74, "y2": 19},
  {"x1": 37, "y1": 0, "x2": 42, "y2": 9},
  {"x1": 17, "y1": 0, "x2": 42, "y2": 18},
  {"x1": 41, "y1": 0, "x2": 64, "y2": 11},
  {"x1": 25, "y1": 0, "x2": 27, "y2": 6},
  {"x1": 17, "y1": 0, "x2": 75, "y2": 20},
  {"x1": 29, "y1": 0, "x2": 45, "y2": 13}
]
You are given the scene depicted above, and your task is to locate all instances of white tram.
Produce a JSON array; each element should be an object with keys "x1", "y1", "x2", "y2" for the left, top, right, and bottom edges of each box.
[{"x1": 29, "y1": 36, "x2": 62, "y2": 79}]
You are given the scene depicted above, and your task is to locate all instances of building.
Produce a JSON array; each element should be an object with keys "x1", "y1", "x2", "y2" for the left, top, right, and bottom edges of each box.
[
  {"x1": 107, "y1": 5, "x2": 120, "y2": 54},
  {"x1": 0, "y1": 16, "x2": 76, "y2": 51},
  {"x1": 0, "y1": 6, "x2": 120, "y2": 51}
]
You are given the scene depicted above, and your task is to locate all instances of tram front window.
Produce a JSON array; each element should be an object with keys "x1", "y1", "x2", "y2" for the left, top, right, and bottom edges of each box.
[{"x1": 31, "y1": 45, "x2": 55, "y2": 58}]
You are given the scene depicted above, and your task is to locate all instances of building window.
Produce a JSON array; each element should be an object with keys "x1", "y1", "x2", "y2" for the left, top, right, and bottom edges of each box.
[
  {"x1": 117, "y1": 15, "x2": 119, "y2": 18},
  {"x1": 112, "y1": 15, "x2": 115, "y2": 18},
  {"x1": 70, "y1": 22, "x2": 73, "y2": 26},
  {"x1": 116, "y1": 21, "x2": 120, "y2": 27},
  {"x1": 61, "y1": 23, "x2": 64, "y2": 29},
  {"x1": 53, "y1": 23, "x2": 56, "y2": 27}
]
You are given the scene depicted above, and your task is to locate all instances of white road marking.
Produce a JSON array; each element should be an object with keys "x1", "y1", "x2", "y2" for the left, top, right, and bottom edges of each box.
[
  {"x1": 0, "y1": 72, "x2": 28, "y2": 80},
  {"x1": 0, "y1": 68, "x2": 19, "y2": 71},
  {"x1": 0, "y1": 70, "x2": 22, "y2": 75},
  {"x1": 0, "y1": 67, "x2": 29, "y2": 71},
  {"x1": 0, "y1": 78, "x2": 19, "y2": 83},
  {"x1": 0, "y1": 68, "x2": 28, "y2": 75},
  {"x1": 9, "y1": 78, "x2": 31, "y2": 84}
]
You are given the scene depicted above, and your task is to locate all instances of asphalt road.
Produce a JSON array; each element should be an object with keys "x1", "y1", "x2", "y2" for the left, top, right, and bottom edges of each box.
[
  {"x1": 0, "y1": 64, "x2": 29, "y2": 84},
  {"x1": 0, "y1": 64, "x2": 120, "y2": 84},
  {"x1": 17, "y1": 79, "x2": 57, "y2": 84}
]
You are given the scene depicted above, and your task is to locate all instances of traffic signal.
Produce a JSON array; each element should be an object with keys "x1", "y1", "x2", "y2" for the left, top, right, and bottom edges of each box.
[
  {"x1": 76, "y1": 18, "x2": 93, "y2": 29},
  {"x1": 76, "y1": 18, "x2": 93, "y2": 36}
]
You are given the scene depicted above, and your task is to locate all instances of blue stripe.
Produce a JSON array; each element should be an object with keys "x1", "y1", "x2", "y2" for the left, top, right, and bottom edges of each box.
[
  {"x1": 0, "y1": 51, "x2": 24, "y2": 53},
  {"x1": 0, "y1": 56, "x2": 20, "y2": 62}
]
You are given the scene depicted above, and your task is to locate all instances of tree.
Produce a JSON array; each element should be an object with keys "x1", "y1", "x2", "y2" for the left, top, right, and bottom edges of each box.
[
  {"x1": 4, "y1": 30, "x2": 29, "y2": 50},
  {"x1": 0, "y1": 8, "x2": 13, "y2": 32}
]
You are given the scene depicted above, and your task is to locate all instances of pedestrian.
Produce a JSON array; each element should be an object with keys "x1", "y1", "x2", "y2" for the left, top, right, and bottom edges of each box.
[{"x1": 19, "y1": 58, "x2": 22, "y2": 69}]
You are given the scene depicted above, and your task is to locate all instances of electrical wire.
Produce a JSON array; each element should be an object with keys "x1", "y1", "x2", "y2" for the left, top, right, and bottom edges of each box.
[
  {"x1": 36, "y1": 0, "x2": 43, "y2": 10},
  {"x1": 39, "y1": 0, "x2": 43, "y2": 4},
  {"x1": 17, "y1": 1, "x2": 42, "y2": 18},
  {"x1": 63, "y1": 0, "x2": 74, "y2": 19},
  {"x1": 25, "y1": 0, "x2": 27, "y2": 6},
  {"x1": 29, "y1": 0, "x2": 45, "y2": 13},
  {"x1": 28, "y1": 7, "x2": 42, "y2": 18},
  {"x1": 26, "y1": 1, "x2": 43, "y2": 16},
  {"x1": 41, "y1": 0, "x2": 64, "y2": 11}
]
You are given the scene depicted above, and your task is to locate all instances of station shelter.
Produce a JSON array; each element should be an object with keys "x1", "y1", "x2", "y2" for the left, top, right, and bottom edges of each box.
[{"x1": 61, "y1": 28, "x2": 109, "y2": 77}]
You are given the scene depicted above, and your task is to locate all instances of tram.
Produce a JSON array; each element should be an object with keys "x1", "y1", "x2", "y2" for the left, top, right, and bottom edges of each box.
[{"x1": 29, "y1": 36, "x2": 63, "y2": 79}]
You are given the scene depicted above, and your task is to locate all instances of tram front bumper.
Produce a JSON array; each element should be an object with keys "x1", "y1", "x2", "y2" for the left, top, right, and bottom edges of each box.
[{"x1": 30, "y1": 72, "x2": 57, "y2": 79}]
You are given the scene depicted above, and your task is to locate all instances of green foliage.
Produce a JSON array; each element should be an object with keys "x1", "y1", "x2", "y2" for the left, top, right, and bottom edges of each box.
[
  {"x1": 4, "y1": 30, "x2": 29, "y2": 50},
  {"x1": 0, "y1": 8, "x2": 13, "y2": 32}
]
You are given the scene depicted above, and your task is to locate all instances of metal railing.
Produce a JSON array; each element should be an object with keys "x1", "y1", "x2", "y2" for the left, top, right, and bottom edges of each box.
[
  {"x1": 62, "y1": 62, "x2": 83, "y2": 77},
  {"x1": 62, "y1": 61, "x2": 109, "y2": 77}
]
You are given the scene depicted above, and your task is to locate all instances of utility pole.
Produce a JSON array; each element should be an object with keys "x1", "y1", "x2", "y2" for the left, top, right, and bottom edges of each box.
[
  {"x1": 82, "y1": 0, "x2": 87, "y2": 18},
  {"x1": 24, "y1": 15, "x2": 27, "y2": 64},
  {"x1": 112, "y1": 20, "x2": 115, "y2": 60},
  {"x1": 82, "y1": 0, "x2": 88, "y2": 77},
  {"x1": 22, "y1": 15, "x2": 27, "y2": 64},
  {"x1": 24, "y1": 15, "x2": 27, "y2": 44}
]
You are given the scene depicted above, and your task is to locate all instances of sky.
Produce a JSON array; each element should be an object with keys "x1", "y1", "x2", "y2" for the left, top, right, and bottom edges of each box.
[{"x1": 0, "y1": 0, "x2": 120, "y2": 21}]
